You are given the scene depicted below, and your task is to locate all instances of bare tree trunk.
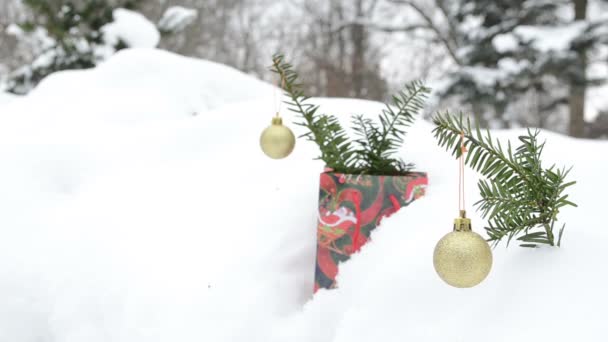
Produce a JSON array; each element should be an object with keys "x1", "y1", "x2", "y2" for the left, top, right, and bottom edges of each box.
[
  {"x1": 324, "y1": 2, "x2": 336, "y2": 97},
  {"x1": 568, "y1": 0, "x2": 588, "y2": 138},
  {"x1": 350, "y1": 0, "x2": 366, "y2": 98},
  {"x1": 336, "y1": 3, "x2": 346, "y2": 75}
]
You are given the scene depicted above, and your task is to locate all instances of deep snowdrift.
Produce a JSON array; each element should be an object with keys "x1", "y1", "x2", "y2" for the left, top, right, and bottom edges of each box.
[
  {"x1": 0, "y1": 91, "x2": 17, "y2": 106},
  {"x1": 0, "y1": 48, "x2": 606, "y2": 342}
]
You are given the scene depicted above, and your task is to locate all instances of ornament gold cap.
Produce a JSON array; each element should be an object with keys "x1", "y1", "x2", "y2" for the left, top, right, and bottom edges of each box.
[
  {"x1": 453, "y1": 210, "x2": 472, "y2": 232},
  {"x1": 271, "y1": 115, "x2": 283, "y2": 125}
]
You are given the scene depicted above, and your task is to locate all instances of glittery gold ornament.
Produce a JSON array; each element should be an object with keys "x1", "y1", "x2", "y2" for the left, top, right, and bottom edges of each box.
[
  {"x1": 433, "y1": 210, "x2": 493, "y2": 288},
  {"x1": 260, "y1": 116, "x2": 295, "y2": 159}
]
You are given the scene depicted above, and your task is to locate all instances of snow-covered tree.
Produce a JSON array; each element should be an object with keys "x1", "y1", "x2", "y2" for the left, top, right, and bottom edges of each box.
[
  {"x1": 5, "y1": 0, "x2": 153, "y2": 94},
  {"x1": 439, "y1": 0, "x2": 608, "y2": 136},
  {"x1": 0, "y1": 0, "x2": 27, "y2": 84}
]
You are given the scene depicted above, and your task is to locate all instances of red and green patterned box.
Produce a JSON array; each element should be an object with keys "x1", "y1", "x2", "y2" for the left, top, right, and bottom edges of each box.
[{"x1": 314, "y1": 171, "x2": 428, "y2": 291}]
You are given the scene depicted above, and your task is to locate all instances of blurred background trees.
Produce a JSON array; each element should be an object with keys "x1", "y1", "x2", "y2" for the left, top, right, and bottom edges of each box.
[{"x1": 0, "y1": 0, "x2": 607, "y2": 138}]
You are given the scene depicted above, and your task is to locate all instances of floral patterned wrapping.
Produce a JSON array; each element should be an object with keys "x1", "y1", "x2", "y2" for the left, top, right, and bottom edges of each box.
[{"x1": 314, "y1": 172, "x2": 428, "y2": 291}]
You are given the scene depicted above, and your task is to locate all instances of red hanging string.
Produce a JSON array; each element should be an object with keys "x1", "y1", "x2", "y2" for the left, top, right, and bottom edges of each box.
[
  {"x1": 459, "y1": 132, "x2": 467, "y2": 212},
  {"x1": 273, "y1": 74, "x2": 286, "y2": 117}
]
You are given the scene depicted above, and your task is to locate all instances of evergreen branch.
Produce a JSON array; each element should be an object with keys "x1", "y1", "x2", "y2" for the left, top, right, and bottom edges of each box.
[
  {"x1": 379, "y1": 81, "x2": 429, "y2": 149},
  {"x1": 433, "y1": 112, "x2": 531, "y2": 187},
  {"x1": 271, "y1": 54, "x2": 358, "y2": 172},
  {"x1": 352, "y1": 81, "x2": 430, "y2": 174},
  {"x1": 432, "y1": 112, "x2": 577, "y2": 248},
  {"x1": 271, "y1": 53, "x2": 428, "y2": 175}
]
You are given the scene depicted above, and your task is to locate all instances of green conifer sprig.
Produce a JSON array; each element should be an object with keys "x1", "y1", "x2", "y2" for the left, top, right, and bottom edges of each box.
[
  {"x1": 271, "y1": 54, "x2": 430, "y2": 175},
  {"x1": 432, "y1": 112, "x2": 577, "y2": 248}
]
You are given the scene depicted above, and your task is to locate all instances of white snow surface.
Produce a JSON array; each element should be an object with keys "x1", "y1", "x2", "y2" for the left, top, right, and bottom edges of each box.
[
  {"x1": 0, "y1": 92, "x2": 18, "y2": 106},
  {"x1": 102, "y1": 9, "x2": 160, "y2": 49},
  {"x1": 0, "y1": 48, "x2": 607, "y2": 342}
]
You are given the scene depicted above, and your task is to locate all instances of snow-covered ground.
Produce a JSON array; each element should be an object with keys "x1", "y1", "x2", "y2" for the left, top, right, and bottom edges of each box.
[
  {"x1": 0, "y1": 91, "x2": 17, "y2": 106},
  {"x1": 0, "y1": 48, "x2": 606, "y2": 342}
]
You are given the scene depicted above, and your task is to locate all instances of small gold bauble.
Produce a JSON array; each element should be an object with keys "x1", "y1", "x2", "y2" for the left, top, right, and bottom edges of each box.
[
  {"x1": 433, "y1": 211, "x2": 493, "y2": 288},
  {"x1": 260, "y1": 116, "x2": 295, "y2": 159}
]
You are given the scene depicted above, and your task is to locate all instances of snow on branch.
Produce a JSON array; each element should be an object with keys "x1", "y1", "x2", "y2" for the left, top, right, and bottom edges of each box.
[
  {"x1": 158, "y1": 6, "x2": 198, "y2": 34},
  {"x1": 102, "y1": 9, "x2": 160, "y2": 49}
]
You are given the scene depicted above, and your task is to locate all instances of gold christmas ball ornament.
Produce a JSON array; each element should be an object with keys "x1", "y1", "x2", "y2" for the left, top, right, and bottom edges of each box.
[
  {"x1": 433, "y1": 211, "x2": 493, "y2": 288},
  {"x1": 260, "y1": 116, "x2": 295, "y2": 159}
]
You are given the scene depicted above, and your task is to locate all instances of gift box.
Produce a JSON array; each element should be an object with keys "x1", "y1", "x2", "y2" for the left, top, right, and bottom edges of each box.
[{"x1": 314, "y1": 171, "x2": 428, "y2": 291}]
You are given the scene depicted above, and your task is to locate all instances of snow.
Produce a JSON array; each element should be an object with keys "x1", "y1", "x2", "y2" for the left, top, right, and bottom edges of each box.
[
  {"x1": 6, "y1": 23, "x2": 24, "y2": 37},
  {"x1": 586, "y1": 59, "x2": 608, "y2": 121},
  {"x1": 0, "y1": 91, "x2": 18, "y2": 105},
  {"x1": 0, "y1": 48, "x2": 607, "y2": 342},
  {"x1": 158, "y1": 6, "x2": 198, "y2": 33},
  {"x1": 497, "y1": 58, "x2": 529, "y2": 74},
  {"x1": 492, "y1": 33, "x2": 519, "y2": 53},
  {"x1": 31, "y1": 49, "x2": 59, "y2": 70},
  {"x1": 26, "y1": 49, "x2": 274, "y2": 120},
  {"x1": 102, "y1": 9, "x2": 160, "y2": 49},
  {"x1": 492, "y1": 21, "x2": 608, "y2": 122},
  {"x1": 514, "y1": 23, "x2": 587, "y2": 52},
  {"x1": 5, "y1": 25, "x2": 56, "y2": 60},
  {"x1": 587, "y1": 83, "x2": 608, "y2": 121},
  {"x1": 493, "y1": 23, "x2": 588, "y2": 54},
  {"x1": 459, "y1": 66, "x2": 507, "y2": 87}
]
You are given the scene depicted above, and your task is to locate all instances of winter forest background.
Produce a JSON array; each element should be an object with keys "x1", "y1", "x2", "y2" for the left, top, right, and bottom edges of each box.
[{"x1": 0, "y1": 0, "x2": 607, "y2": 138}]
